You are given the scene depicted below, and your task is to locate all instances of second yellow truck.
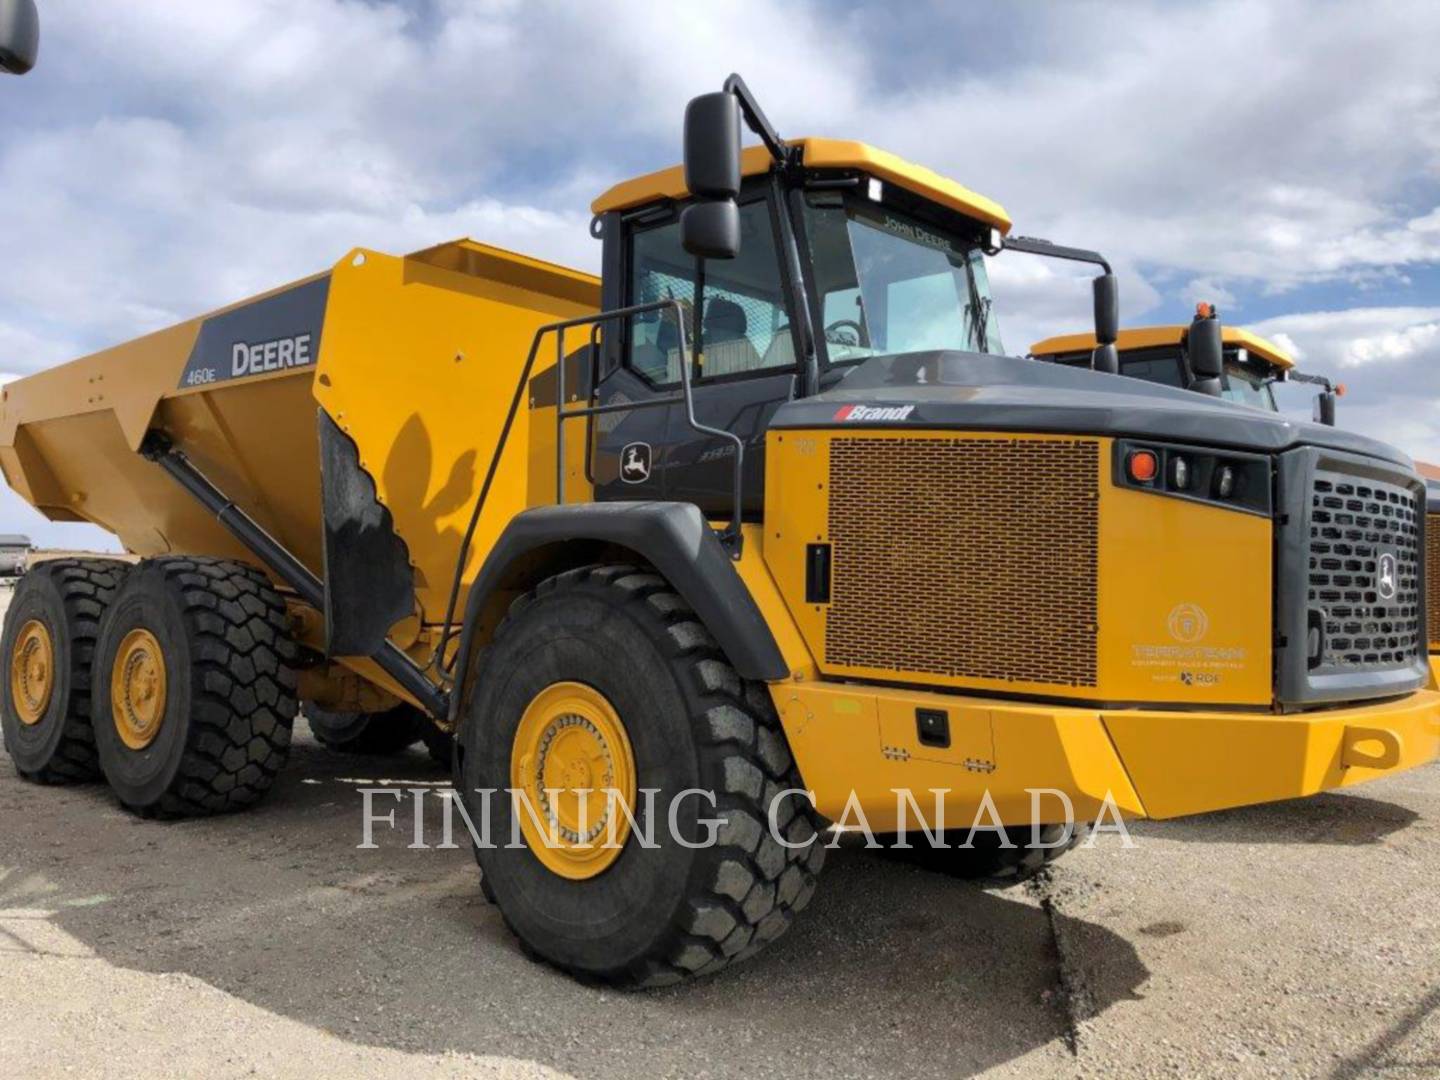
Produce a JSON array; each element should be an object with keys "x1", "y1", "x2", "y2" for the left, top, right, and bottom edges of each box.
[{"x1": 1030, "y1": 318, "x2": 1346, "y2": 424}]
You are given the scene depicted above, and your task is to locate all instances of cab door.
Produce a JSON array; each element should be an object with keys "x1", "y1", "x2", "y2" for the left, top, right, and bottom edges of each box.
[{"x1": 593, "y1": 190, "x2": 801, "y2": 518}]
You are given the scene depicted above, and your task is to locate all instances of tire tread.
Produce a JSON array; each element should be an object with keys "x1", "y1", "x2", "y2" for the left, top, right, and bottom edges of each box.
[
  {"x1": 483, "y1": 563, "x2": 825, "y2": 987},
  {"x1": 6, "y1": 558, "x2": 127, "y2": 783},
  {"x1": 110, "y1": 557, "x2": 297, "y2": 818}
]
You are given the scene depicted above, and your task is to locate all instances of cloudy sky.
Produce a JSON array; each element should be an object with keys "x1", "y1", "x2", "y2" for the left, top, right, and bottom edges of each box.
[{"x1": 2, "y1": 0, "x2": 1438, "y2": 548}]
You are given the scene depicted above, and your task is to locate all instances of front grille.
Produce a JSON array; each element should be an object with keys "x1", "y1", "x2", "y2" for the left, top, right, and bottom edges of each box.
[
  {"x1": 825, "y1": 436, "x2": 1099, "y2": 688},
  {"x1": 1427, "y1": 511, "x2": 1439, "y2": 648},
  {"x1": 1307, "y1": 471, "x2": 1423, "y2": 669}
]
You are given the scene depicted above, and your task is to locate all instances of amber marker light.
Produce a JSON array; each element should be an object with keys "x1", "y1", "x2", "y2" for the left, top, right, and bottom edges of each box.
[{"x1": 1127, "y1": 449, "x2": 1159, "y2": 483}]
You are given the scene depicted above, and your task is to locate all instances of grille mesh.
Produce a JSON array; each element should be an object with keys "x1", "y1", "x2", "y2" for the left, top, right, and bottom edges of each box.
[
  {"x1": 826, "y1": 437, "x2": 1099, "y2": 687},
  {"x1": 1427, "y1": 511, "x2": 1439, "y2": 648},
  {"x1": 1307, "y1": 472, "x2": 1423, "y2": 668}
]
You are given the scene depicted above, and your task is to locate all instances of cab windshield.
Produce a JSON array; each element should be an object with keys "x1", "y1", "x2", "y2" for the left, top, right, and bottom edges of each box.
[
  {"x1": 1221, "y1": 357, "x2": 1278, "y2": 411},
  {"x1": 802, "y1": 193, "x2": 1004, "y2": 363}
]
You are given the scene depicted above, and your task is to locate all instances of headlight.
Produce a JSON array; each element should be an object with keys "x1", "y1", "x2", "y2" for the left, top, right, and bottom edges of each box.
[
  {"x1": 1114, "y1": 440, "x2": 1270, "y2": 516},
  {"x1": 1170, "y1": 455, "x2": 1191, "y2": 491}
]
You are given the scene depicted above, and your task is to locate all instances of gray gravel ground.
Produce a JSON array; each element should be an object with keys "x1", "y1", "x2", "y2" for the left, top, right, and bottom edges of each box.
[{"x1": 1, "y1": 587, "x2": 1436, "y2": 1078}]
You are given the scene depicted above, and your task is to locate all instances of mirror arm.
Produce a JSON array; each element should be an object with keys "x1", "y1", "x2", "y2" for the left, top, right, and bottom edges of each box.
[
  {"x1": 1001, "y1": 234, "x2": 1112, "y2": 274},
  {"x1": 722, "y1": 73, "x2": 794, "y2": 165},
  {"x1": 1286, "y1": 369, "x2": 1335, "y2": 392}
]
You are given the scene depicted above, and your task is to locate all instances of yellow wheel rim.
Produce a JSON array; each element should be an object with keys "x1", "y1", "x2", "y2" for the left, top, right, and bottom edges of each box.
[
  {"x1": 10, "y1": 619, "x2": 55, "y2": 726},
  {"x1": 111, "y1": 628, "x2": 167, "y2": 750},
  {"x1": 510, "y1": 681, "x2": 636, "y2": 880}
]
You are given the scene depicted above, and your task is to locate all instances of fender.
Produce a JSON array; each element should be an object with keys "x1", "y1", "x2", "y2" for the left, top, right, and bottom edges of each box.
[{"x1": 448, "y1": 501, "x2": 789, "y2": 725}]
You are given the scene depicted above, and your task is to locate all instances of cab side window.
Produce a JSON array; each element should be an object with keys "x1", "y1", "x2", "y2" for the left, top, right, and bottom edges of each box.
[{"x1": 625, "y1": 198, "x2": 795, "y2": 385}]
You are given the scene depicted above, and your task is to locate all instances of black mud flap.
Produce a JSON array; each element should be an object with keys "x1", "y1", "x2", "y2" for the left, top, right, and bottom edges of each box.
[{"x1": 319, "y1": 410, "x2": 415, "y2": 657}]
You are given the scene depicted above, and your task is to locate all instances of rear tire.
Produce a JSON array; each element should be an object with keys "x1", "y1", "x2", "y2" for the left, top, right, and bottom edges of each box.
[
  {"x1": 92, "y1": 557, "x2": 298, "y2": 818},
  {"x1": 1, "y1": 559, "x2": 127, "y2": 782},
  {"x1": 305, "y1": 704, "x2": 422, "y2": 755},
  {"x1": 458, "y1": 565, "x2": 825, "y2": 987}
]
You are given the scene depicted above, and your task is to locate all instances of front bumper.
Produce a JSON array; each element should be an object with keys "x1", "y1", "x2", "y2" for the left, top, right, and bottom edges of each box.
[{"x1": 773, "y1": 681, "x2": 1440, "y2": 829}]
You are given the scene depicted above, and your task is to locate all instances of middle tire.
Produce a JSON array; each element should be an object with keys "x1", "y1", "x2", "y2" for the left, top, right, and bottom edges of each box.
[
  {"x1": 459, "y1": 564, "x2": 825, "y2": 987},
  {"x1": 92, "y1": 557, "x2": 298, "y2": 818},
  {"x1": 305, "y1": 704, "x2": 423, "y2": 755}
]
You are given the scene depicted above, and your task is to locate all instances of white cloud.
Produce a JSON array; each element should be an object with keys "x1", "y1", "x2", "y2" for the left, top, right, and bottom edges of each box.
[
  {"x1": 847, "y1": 1, "x2": 1440, "y2": 299},
  {"x1": 1256, "y1": 307, "x2": 1440, "y2": 464},
  {"x1": 1182, "y1": 278, "x2": 1237, "y2": 310},
  {"x1": 8, "y1": 0, "x2": 1439, "y2": 357},
  {"x1": 986, "y1": 253, "x2": 1162, "y2": 354},
  {"x1": 1251, "y1": 307, "x2": 1440, "y2": 369}
]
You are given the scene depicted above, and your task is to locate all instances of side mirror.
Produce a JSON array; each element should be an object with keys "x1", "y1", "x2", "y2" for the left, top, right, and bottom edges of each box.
[
  {"x1": 1314, "y1": 391, "x2": 1337, "y2": 426},
  {"x1": 681, "y1": 91, "x2": 742, "y2": 260},
  {"x1": 1187, "y1": 305, "x2": 1224, "y2": 396},
  {"x1": 679, "y1": 200, "x2": 740, "y2": 260},
  {"x1": 0, "y1": 0, "x2": 39, "y2": 75},
  {"x1": 683, "y1": 92, "x2": 741, "y2": 198},
  {"x1": 1092, "y1": 273, "x2": 1119, "y2": 345}
]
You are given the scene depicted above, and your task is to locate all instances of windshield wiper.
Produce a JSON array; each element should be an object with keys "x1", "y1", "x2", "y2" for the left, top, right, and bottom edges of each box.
[
  {"x1": 949, "y1": 245, "x2": 991, "y2": 353},
  {"x1": 961, "y1": 267, "x2": 991, "y2": 353}
]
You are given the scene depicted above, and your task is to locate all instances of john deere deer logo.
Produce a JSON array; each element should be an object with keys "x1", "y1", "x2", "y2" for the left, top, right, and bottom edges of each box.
[
  {"x1": 620, "y1": 442, "x2": 651, "y2": 484},
  {"x1": 1376, "y1": 552, "x2": 1397, "y2": 601}
]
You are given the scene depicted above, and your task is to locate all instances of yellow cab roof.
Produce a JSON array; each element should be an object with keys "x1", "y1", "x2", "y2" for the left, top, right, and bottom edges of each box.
[
  {"x1": 1028, "y1": 324, "x2": 1295, "y2": 371},
  {"x1": 590, "y1": 138, "x2": 1012, "y2": 234}
]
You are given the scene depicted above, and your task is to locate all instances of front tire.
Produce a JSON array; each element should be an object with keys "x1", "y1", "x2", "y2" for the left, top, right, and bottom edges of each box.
[
  {"x1": 458, "y1": 565, "x2": 825, "y2": 987},
  {"x1": 92, "y1": 557, "x2": 298, "y2": 818},
  {"x1": 1, "y1": 558, "x2": 127, "y2": 782}
]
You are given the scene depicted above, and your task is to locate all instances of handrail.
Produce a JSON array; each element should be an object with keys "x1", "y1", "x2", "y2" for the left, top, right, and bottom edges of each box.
[{"x1": 433, "y1": 298, "x2": 745, "y2": 683}]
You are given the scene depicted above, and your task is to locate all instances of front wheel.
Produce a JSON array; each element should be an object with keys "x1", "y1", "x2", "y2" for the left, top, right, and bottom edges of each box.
[{"x1": 458, "y1": 565, "x2": 825, "y2": 987}]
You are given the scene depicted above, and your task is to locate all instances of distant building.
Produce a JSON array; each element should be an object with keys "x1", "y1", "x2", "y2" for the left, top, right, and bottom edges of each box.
[{"x1": 0, "y1": 534, "x2": 32, "y2": 576}]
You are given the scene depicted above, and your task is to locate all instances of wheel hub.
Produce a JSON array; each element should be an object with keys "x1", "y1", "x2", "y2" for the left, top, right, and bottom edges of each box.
[
  {"x1": 511, "y1": 681, "x2": 636, "y2": 879},
  {"x1": 112, "y1": 628, "x2": 167, "y2": 750},
  {"x1": 10, "y1": 619, "x2": 55, "y2": 726}
]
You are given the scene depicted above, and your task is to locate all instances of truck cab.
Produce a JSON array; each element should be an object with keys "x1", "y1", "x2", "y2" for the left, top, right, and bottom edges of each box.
[
  {"x1": 583, "y1": 139, "x2": 1012, "y2": 519},
  {"x1": 1029, "y1": 323, "x2": 1346, "y2": 423}
]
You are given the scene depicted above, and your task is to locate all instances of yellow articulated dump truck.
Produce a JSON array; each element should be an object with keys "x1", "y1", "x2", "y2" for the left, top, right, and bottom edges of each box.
[
  {"x1": 2, "y1": 73, "x2": 1437, "y2": 987},
  {"x1": 1030, "y1": 315, "x2": 1348, "y2": 425}
]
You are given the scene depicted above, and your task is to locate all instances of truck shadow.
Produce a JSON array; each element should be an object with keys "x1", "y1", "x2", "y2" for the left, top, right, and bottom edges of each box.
[
  {"x1": 4, "y1": 734, "x2": 1149, "y2": 1079},
  {"x1": 1129, "y1": 789, "x2": 1421, "y2": 847}
]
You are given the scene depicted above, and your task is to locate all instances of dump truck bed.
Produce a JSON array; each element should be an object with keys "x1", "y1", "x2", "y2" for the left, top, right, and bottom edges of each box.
[{"x1": 0, "y1": 239, "x2": 600, "y2": 625}]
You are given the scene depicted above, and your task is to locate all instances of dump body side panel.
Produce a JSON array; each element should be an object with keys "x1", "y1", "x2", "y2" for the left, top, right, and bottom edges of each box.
[
  {"x1": 0, "y1": 273, "x2": 331, "y2": 562},
  {"x1": 0, "y1": 238, "x2": 603, "y2": 709},
  {"x1": 312, "y1": 240, "x2": 600, "y2": 629}
]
